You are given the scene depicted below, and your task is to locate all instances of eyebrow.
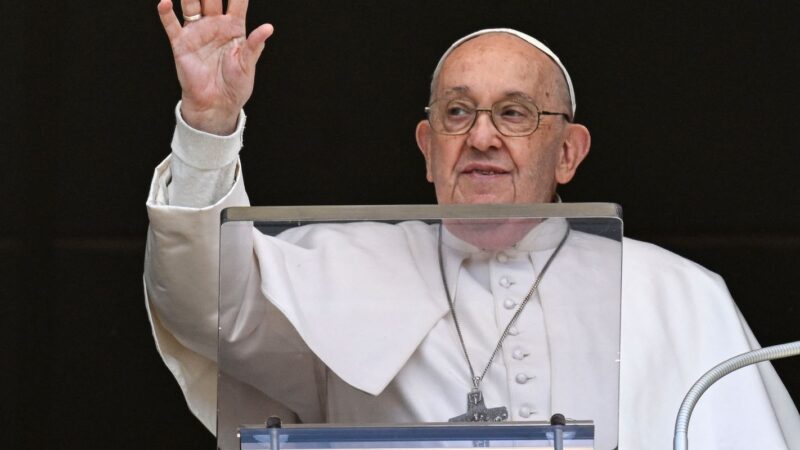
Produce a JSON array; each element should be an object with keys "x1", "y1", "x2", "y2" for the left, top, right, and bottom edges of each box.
[
  {"x1": 441, "y1": 87, "x2": 536, "y2": 103},
  {"x1": 503, "y1": 90, "x2": 536, "y2": 103},
  {"x1": 442, "y1": 86, "x2": 471, "y2": 97}
]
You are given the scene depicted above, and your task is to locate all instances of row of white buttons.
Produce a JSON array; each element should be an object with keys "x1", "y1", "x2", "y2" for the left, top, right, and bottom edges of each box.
[{"x1": 496, "y1": 251, "x2": 538, "y2": 421}]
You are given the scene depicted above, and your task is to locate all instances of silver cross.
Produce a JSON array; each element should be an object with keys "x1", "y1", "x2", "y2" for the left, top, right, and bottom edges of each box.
[{"x1": 449, "y1": 389, "x2": 509, "y2": 422}]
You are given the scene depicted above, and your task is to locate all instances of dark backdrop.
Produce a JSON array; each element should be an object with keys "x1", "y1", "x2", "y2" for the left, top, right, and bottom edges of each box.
[{"x1": 4, "y1": 1, "x2": 799, "y2": 448}]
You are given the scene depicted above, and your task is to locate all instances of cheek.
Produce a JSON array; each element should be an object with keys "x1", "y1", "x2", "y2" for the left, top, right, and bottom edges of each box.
[
  {"x1": 510, "y1": 138, "x2": 546, "y2": 174},
  {"x1": 511, "y1": 139, "x2": 560, "y2": 186},
  {"x1": 429, "y1": 138, "x2": 464, "y2": 178}
]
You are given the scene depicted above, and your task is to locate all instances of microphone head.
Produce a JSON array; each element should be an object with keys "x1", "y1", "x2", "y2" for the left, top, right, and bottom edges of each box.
[
  {"x1": 550, "y1": 413, "x2": 566, "y2": 426},
  {"x1": 265, "y1": 416, "x2": 282, "y2": 428}
]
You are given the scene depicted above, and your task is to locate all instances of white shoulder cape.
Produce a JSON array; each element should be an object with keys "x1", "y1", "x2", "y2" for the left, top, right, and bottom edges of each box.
[{"x1": 145, "y1": 158, "x2": 799, "y2": 449}]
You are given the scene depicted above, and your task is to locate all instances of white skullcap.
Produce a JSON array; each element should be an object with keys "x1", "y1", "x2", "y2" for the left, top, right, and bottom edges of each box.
[{"x1": 433, "y1": 28, "x2": 576, "y2": 117}]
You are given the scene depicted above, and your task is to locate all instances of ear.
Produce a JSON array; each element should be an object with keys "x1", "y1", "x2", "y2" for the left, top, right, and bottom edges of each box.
[
  {"x1": 555, "y1": 123, "x2": 591, "y2": 185},
  {"x1": 416, "y1": 120, "x2": 434, "y2": 183}
]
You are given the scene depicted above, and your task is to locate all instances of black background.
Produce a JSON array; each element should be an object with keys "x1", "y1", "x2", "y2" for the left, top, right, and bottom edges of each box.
[{"x1": 3, "y1": 1, "x2": 799, "y2": 448}]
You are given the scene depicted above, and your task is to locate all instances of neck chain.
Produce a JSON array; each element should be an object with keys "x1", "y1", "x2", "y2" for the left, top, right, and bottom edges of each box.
[{"x1": 437, "y1": 223, "x2": 570, "y2": 422}]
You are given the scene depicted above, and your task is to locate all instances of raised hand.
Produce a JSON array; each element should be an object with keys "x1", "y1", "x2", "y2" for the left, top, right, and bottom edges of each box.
[{"x1": 157, "y1": 0, "x2": 274, "y2": 135}]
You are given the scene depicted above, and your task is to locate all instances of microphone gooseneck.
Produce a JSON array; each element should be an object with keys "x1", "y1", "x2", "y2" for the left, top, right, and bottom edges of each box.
[{"x1": 673, "y1": 340, "x2": 800, "y2": 450}]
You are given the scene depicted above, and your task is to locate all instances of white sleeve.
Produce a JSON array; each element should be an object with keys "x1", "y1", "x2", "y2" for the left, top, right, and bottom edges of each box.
[
  {"x1": 144, "y1": 102, "x2": 254, "y2": 433},
  {"x1": 144, "y1": 111, "x2": 325, "y2": 433},
  {"x1": 161, "y1": 101, "x2": 246, "y2": 208},
  {"x1": 145, "y1": 157, "x2": 252, "y2": 434}
]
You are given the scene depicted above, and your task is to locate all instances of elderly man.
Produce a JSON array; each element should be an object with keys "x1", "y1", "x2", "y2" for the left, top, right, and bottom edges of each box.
[{"x1": 147, "y1": 0, "x2": 799, "y2": 448}]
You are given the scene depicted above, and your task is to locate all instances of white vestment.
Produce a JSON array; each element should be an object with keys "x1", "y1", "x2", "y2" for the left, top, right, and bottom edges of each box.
[{"x1": 144, "y1": 111, "x2": 800, "y2": 450}]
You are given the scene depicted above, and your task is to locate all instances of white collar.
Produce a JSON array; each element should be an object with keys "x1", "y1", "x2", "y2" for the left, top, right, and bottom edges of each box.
[{"x1": 441, "y1": 217, "x2": 569, "y2": 254}]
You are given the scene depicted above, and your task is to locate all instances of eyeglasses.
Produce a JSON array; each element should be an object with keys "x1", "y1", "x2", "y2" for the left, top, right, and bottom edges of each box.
[{"x1": 425, "y1": 97, "x2": 571, "y2": 137}]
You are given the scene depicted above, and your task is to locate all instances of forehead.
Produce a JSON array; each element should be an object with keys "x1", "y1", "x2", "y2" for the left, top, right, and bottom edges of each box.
[{"x1": 437, "y1": 33, "x2": 559, "y2": 99}]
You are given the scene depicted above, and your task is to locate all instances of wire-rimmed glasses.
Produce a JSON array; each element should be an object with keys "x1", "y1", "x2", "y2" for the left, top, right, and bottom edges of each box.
[{"x1": 425, "y1": 96, "x2": 571, "y2": 137}]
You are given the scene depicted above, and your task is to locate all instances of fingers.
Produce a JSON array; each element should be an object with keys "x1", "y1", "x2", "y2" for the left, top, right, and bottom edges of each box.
[
  {"x1": 227, "y1": 0, "x2": 249, "y2": 19},
  {"x1": 201, "y1": 0, "x2": 222, "y2": 16},
  {"x1": 242, "y1": 23, "x2": 274, "y2": 68},
  {"x1": 180, "y1": 0, "x2": 202, "y2": 19},
  {"x1": 157, "y1": 0, "x2": 182, "y2": 42}
]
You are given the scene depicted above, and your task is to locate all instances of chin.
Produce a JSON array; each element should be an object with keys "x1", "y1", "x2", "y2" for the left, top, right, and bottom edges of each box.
[{"x1": 456, "y1": 195, "x2": 515, "y2": 205}]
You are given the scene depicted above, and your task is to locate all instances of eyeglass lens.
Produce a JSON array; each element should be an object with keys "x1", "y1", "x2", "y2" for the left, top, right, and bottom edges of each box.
[{"x1": 430, "y1": 98, "x2": 540, "y2": 136}]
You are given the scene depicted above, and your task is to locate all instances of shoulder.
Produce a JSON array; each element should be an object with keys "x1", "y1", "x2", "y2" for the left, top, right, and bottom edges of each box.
[
  {"x1": 620, "y1": 237, "x2": 738, "y2": 325},
  {"x1": 622, "y1": 237, "x2": 726, "y2": 290}
]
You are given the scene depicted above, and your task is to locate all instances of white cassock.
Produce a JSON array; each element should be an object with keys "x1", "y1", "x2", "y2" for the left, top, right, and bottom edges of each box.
[{"x1": 144, "y1": 109, "x2": 800, "y2": 450}]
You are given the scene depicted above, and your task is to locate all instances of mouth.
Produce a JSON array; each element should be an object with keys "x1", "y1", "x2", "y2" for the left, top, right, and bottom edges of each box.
[{"x1": 461, "y1": 164, "x2": 510, "y2": 176}]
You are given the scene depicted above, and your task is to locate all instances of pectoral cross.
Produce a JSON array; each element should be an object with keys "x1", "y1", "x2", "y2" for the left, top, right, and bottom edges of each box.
[{"x1": 449, "y1": 389, "x2": 509, "y2": 422}]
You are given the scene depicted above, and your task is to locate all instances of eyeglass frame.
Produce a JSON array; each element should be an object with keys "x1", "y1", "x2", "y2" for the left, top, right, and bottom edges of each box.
[{"x1": 424, "y1": 98, "x2": 572, "y2": 137}]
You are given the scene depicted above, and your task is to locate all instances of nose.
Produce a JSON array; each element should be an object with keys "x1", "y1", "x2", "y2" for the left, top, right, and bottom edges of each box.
[{"x1": 466, "y1": 110, "x2": 503, "y2": 152}]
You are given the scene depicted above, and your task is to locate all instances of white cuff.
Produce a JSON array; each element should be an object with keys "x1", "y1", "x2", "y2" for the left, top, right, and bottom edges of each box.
[{"x1": 171, "y1": 101, "x2": 246, "y2": 170}]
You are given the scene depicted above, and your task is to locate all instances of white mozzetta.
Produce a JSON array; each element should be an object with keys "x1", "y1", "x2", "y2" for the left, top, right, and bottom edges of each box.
[{"x1": 144, "y1": 118, "x2": 800, "y2": 449}]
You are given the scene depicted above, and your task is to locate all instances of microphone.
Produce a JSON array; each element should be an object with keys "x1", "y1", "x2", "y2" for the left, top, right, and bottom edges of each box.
[
  {"x1": 550, "y1": 413, "x2": 567, "y2": 450},
  {"x1": 673, "y1": 340, "x2": 800, "y2": 450}
]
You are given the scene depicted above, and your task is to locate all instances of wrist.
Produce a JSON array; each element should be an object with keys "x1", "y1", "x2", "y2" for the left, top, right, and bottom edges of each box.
[{"x1": 179, "y1": 99, "x2": 241, "y2": 136}]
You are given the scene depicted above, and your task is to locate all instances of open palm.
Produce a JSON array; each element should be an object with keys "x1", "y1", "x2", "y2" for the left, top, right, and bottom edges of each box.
[{"x1": 158, "y1": 0, "x2": 273, "y2": 134}]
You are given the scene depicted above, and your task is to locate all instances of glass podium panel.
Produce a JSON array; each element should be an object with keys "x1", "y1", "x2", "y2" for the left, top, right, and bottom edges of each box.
[
  {"x1": 219, "y1": 204, "x2": 622, "y2": 450},
  {"x1": 239, "y1": 422, "x2": 594, "y2": 449}
]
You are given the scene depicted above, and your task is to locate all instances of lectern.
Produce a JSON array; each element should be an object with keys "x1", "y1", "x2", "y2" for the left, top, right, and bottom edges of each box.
[{"x1": 218, "y1": 204, "x2": 622, "y2": 449}]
